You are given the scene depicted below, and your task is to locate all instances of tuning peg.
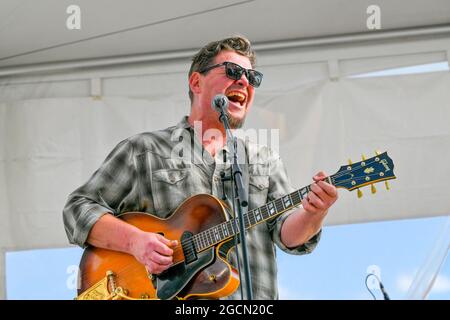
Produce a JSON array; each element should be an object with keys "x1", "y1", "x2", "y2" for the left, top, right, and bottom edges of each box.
[
  {"x1": 348, "y1": 159, "x2": 353, "y2": 165},
  {"x1": 385, "y1": 181, "x2": 390, "y2": 190},
  {"x1": 361, "y1": 154, "x2": 366, "y2": 161},
  {"x1": 375, "y1": 150, "x2": 381, "y2": 156},
  {"x1": 371, "y1": 184, "x2": 377, "y2": 194},
  {"x1": 357, "y1": 188, "x2": 363, "y2": 198}
]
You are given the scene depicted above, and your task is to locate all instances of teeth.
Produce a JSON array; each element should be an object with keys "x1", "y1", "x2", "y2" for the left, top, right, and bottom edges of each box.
[{"x1": 226, "y1": 92, "x2": 246, "y2": 103}]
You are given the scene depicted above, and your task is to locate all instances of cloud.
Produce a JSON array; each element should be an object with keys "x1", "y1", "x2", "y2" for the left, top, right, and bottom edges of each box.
[
  {"x1": 396, "y1": 272, "x2": 450, "y2": 296},
  {"x1": 396, "y1": 273, "x2": 414, "y2": 293},
  {"x1": 430, "y1": 275, "x2": 450, "y2": 294}
]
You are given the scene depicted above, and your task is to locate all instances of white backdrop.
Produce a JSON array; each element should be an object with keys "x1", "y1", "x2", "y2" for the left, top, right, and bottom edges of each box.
[{"x1": 1, "y1": 70, "x2": 450, "y2": 251}]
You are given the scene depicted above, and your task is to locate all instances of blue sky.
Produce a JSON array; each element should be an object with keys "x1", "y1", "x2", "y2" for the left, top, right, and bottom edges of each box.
[
  {"x1": 6, "y1": 216, "x2": 449, "y2": 300},
  {"x1": 5, "y1": 62, "x2": 450, "y2": 300}
]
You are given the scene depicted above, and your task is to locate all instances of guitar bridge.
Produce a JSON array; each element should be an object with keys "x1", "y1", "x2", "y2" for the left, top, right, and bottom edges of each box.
[{"x1": 181, "y1": 231, "x2": 197, "y2": 264}]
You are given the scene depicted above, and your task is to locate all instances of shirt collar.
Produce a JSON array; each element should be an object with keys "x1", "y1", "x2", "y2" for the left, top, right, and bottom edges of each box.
[
  {"x1": 176, "y1": 115, "x2": 192, "y2": 130},
  {"x1": 175, "y1": 115, "x2": 232, "y2": 160}
]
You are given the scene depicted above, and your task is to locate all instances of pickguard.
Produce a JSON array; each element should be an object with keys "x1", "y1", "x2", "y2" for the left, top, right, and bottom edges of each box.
[{"x1": 156, "y1": 247, "x2": 215, "y2": 300}]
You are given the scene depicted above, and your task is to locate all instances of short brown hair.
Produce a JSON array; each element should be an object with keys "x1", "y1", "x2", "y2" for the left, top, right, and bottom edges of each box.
[{"x1": 188, "y1": 36, "x2": 256, "y2": 103}]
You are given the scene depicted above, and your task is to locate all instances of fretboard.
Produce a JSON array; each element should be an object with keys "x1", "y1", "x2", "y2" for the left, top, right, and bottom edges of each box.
[{"x1": 192, "y1": 176, "x2": 334, "y2": 252}]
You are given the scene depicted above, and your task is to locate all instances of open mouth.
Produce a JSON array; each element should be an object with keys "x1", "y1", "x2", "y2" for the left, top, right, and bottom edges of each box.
[{"x1": 226, "y1": 91, "x2": 247, "y2": 106}]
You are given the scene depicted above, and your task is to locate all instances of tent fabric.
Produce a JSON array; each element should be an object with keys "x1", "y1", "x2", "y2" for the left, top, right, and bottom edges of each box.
[
  {"x1": 2, "y1": 32, "x2": 449, "y2": 95},
  {"x1": 1, "y1": 70, "x2": 450, "y2": 252}
]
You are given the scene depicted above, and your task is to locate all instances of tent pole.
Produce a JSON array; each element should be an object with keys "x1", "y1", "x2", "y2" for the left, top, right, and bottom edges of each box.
[
  {"x1": 0, "y1": 248, "x2": 5, "y2": 299},
  {"x1": 406, "y1": 216, "x2": 450, "y2": 299}
]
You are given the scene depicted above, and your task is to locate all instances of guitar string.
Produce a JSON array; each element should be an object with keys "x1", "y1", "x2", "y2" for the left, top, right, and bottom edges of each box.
[{"x1": 331, "y1": 156, "x2": 386, "y2": 180}]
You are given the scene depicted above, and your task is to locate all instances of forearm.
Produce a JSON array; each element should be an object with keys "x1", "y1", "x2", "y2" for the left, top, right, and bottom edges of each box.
[
  {"x1": 280, "y1": 207, "x2": 326, "y2": 248},
  {"x1": 87, "y1": 213, "x2": 143, "y2": 254}
]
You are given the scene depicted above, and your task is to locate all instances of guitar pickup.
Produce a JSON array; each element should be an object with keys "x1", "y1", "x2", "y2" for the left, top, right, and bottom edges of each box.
[{"x1": 181, "y1": 231, "x2": 197, "y2": 264}]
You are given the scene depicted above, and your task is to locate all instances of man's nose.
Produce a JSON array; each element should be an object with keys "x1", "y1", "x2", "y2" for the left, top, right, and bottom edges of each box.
[{"x1": 236, "y1": 72, "x2": 250, "y2": 87}]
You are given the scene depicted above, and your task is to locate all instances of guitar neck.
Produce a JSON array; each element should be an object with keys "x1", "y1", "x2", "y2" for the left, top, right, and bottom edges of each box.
[
  {"x1": 192, "y1": 176, "x2": 336, "y2": 252},
  {"x1": 190, "y1": 151, "x2": 396, "y2": 254}
]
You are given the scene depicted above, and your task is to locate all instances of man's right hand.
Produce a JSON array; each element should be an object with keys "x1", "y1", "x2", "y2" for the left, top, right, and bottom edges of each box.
[
  {"x1": 87, "y1": 214, "x2": 178, "y2": 275},
  {"x1": 130, "y1": 231, "x2": 178, "y2": 275}
]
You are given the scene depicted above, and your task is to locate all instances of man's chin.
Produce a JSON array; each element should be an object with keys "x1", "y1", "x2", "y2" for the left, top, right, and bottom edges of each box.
[{"x1": 226, "y1": 112, "x2": 246, "y2": 129}]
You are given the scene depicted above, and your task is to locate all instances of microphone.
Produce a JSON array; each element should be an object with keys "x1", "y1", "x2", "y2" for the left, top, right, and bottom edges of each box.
[{"x1": 211, "y1": 94, "x2": 229, "y2": 113}]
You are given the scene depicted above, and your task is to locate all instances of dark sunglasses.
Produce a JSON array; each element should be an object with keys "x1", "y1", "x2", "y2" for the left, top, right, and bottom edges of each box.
[{"x1": 198, "y1": 61, "x2": 263, "y2": 88}]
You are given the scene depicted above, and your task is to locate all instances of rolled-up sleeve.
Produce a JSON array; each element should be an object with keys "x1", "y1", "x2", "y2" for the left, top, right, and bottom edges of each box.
[
  {"x1": 265, "y1": 149, "x2": 321, "y2": 255},
  {"x1": 62, "y1": 139, "x2": 135, "y2": 248}
]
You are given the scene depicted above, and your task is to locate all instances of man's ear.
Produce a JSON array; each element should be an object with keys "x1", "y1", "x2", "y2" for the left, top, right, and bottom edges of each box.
[{"x1": 189, "y1": 72, "x2": 202, "y2": 95}]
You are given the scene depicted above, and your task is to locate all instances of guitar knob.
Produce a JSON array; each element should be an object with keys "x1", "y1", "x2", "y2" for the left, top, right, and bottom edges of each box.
[
  {"x1": 209, "y1": 274, "x2": 217, "y2": 282},
  {"x1": 357, "y1": 188, "x2": 363, "y2": 198}
]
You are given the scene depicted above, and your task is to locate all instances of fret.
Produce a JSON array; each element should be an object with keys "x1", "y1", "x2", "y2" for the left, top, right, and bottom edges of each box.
[
  {"x1": 246, "y1": 211, "x2": 252, "y2": 226},
  {"x1": 224, "y1": 224, "x2": 229, "y2": 238},
  {"x1": 291, "y1": 190, "x2": 301, "y2": 204},
  {"x1": 192, "y1": 236, "x2": 199, "y2": 251},
  {"x1": 254, "y1": 208, "x2": 263, "y2": 222},
  {"x1": 260, "y1": 204, "x2": 269, "y2": 219},
  {"x1": 267, "y1": 202, "x2": 276, "y2": 216},
  {"x1": 299, "y1": 187, "x2": 308, "y2": 200},
  {"x1": 197, "y1": 237, "x2": 202, "y2": 251},
  {"x1": 245, "y1": 212, "x2": 251, "y2": 228},
  {"x1": 222, "y1": 223, "x2": 229, "y2": 237},
  {"x1": 289, "y1": 193, "x2": 296, "y2": 207},
  {"x1": 248, "y1": 210, "x2": 255, "y2": 225},
  {"x1": 207, "y1": 229, "x2": 214, "y2": 245},
  {"x1": 213, "y1": 227, "x2": 220, "y2": 242},
  {"x1": 284, "y1": 194, "x2": 293, "y2": 208},
  {"x1": 217, "y1": 225, "x2": 224, "y2": 240},
  {"x1": 201, "y1": 231, "x2": 207, "y2": 249},
  {"x1": 204, "y1": 230, "x2": 209, "y2": 247},
  {"x1": 231, "y1": 219, "x2": 239, "y2": 235},
  {"x1": 201, "y1": 231, "x2": 207, "y2": 247},
  {"x1": 231, "y1": 220, "x2": 236, "y2": 236},
  {"x1": 227, "y1": 221, "x2": 234, "y2": 236},
  {"x1": 275, "y1": 198, "x2": 284, "y2": 212},
  {"x1": 197, "y1": 232, "x2": 203, "y2": 249},
  {"x1": 197, "y1": 236, "x2": 202, "y2": 251}
]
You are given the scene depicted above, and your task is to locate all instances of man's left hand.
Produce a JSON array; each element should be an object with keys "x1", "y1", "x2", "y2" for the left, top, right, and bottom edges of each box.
[{"x1": 301, "y1": 171, "x2": 338, "y2": 217}]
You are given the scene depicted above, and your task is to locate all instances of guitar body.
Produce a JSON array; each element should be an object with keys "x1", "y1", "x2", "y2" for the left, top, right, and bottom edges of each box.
[{"x1": 77, "y1": 194, "x2": 239, "y2": 300}]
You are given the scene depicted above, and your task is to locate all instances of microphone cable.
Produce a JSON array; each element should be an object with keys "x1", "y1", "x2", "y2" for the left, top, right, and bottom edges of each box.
[{"x1": 365, "y1": 273, "x2": 391, "y2": 300}]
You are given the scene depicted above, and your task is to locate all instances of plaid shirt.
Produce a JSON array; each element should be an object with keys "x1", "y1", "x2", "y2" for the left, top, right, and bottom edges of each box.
[{"x1": 63, "y1": 116, "x2": 320, "y2": 300}]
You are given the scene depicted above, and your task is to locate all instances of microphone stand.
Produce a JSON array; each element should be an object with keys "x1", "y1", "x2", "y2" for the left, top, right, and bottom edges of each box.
[{"x1": 217, "y1": 108, "x2": 253, "y2": 300}]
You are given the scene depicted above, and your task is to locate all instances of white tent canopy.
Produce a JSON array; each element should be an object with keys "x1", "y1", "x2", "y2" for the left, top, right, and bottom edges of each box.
[{"x1": 1, "y1": 0, "x2": 449, "y2": 299}]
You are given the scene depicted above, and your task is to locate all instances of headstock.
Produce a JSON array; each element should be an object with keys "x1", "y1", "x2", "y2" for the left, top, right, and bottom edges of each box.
[{"x1": 331, "y1": 151, "x2": 396, "y2": 198}]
